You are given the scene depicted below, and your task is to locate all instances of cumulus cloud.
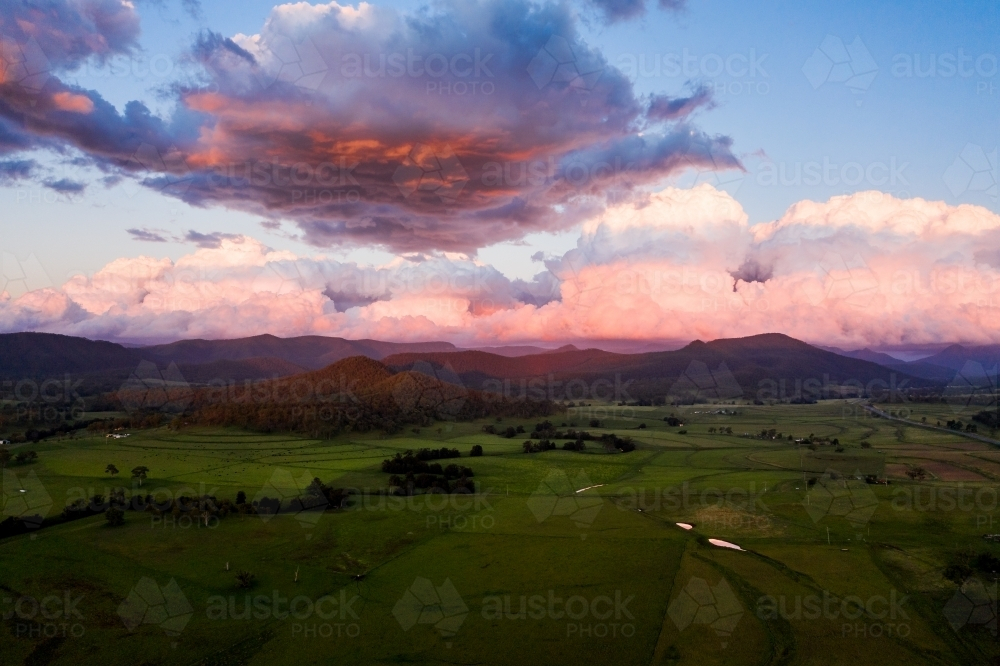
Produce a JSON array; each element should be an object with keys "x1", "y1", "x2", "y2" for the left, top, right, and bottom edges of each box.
[
  {"x1": 0, "y1": 158, "x2": 35, "y2": 182},
  {"x1": 5, "y1": 189, "x2": 1000, "y2": 348},
  {"x1": 0, "y1": 0, "x2": 739, "y2": 253},
  {"x1": 0, "y1": 0, "x2": 140, "y2": 70},
  {"x1": 43, "y1": 177, "x2": 86, "y2": 193}
]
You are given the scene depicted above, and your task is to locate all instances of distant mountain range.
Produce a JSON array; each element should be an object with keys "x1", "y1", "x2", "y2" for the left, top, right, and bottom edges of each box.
[
  {"x1": 387, "y1": 334, "x2": 934, "y2": 401},
  {"x1": 462, "y1": 344, "x2": 580, "y2": 357},
  {"x1": 1, "y1": 331, "x2": 992, "y2": 401},
  {"x1": 825, "y1": 344, "x2": 1000, "y2": 381},
  {"x1": 0, "y1": 333, "x2": 456, "y2": 394},
  {"x1": 141, "y1": 335, "x2": 457, "y2": 369}
]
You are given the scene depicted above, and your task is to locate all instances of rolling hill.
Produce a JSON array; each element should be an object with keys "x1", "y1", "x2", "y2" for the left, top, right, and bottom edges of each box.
[
  {"x1": 0, "y1": 332, "x2": 139, "y2": 379},
  {"x1": 187, "y1": 356, "x2": 555, "y2": 435}
]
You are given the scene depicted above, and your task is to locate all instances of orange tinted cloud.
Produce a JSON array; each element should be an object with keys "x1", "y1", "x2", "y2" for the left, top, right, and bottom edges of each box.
[{"x1": 52, "y1": 91, "x2": 94, "y2": 113}]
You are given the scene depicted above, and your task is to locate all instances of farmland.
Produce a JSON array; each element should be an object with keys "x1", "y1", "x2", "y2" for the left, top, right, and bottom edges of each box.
[{"x1": 2, "y1": 399, "x2": 999, "y2": 665}]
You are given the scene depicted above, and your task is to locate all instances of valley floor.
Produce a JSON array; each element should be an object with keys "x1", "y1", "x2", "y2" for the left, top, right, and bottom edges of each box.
[{"x1": 2, "y1": 399, "x2": 999, "y2": 665}]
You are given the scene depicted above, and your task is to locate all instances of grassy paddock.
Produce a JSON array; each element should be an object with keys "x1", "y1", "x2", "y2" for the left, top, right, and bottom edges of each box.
[{"x1": 2, "y1": 399, "x2": 1000, "y2": 664}]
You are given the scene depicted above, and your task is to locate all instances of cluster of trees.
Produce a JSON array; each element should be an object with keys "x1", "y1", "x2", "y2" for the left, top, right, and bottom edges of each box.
[
  {"x1": 381, "y1": 448, "x2": 461, "y2": 473},
  {"x1": 88, "y1": 415, "x2": 166, "y2": 432},
  {"x1": 522, "y1": 432, "x2": 634, "y2": 454},
  {"x1": 59, "y1": 488, "x2": 251, "y2": 527},
  {"x1": 104, "y1": 464, "x2": 150, "y2": 485},
  {"x1": 380, "y1": 449, "x2": 475, "y2": 494},
  {"x1": 1, "y1": 479, "x2": 355, "y2": 538},
  {"x1": 482, "y1": 424, "x2": 525, "y2": 438},
  {"x1": 241, "y1": 480, "x2": 349, "y2": 517},
  {"x1": 387, "y1": 467, "x2": 476, "y2": 494},
  {"x1": 529, "y1": 421, "x2": 601, "y2": 441},
  {"x1": 944, "y1": 550, "x2": 1000, "y2": 583},
  {"x1": 973, "y1": 411, "x2": 999, "y2": 429},
  {"x1": 599, "y1": 433, "x2": 636, "y2": 453},
  {"x1": 522, "y1": 439, "x2": 557, "y2": 453},
  {"x1": 0, "y1": 449, "x2": 37, "y2": 467},
  {"x1": 707, "y1": 427, "x2": 734, "y2": 434},
  {"x1": 663, "y1": 416, "x2": 684, "y2": 427},
  {"x1": 947, "y1": 419, "x2": 979, "y2": 433}
]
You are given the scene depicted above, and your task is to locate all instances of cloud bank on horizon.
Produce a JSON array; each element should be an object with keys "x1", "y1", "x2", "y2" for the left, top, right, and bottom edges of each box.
[
  {"x1": 4, "y1": 186, "x2": 1000, "y2": 349},
  {"x1": 2, "y1": 0, "x2": 998, "y2": 349}
]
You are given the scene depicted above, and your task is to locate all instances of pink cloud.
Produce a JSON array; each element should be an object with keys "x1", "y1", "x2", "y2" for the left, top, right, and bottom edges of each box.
[{"x1": 3, "y1": 187, "x2": 1000, "y2": 348}]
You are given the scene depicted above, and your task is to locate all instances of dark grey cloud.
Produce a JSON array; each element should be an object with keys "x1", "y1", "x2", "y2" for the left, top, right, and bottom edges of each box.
[
  {"x1": 128, "y1": 228, "x2": 170, "y2": 242},
  {"x1": 729, "y1": 257, "x2": 774, "y2": 290},
  {"x1": 0, "y1": 159, "x2": 36, "y2": 182},
  {"x1": 648, "y1": 87, "x2": 714, "y2": 121},
  {"x1": 44, "y1": 177, "x2": 85, "y2": 193},
  {"x1": 322, "y1": 288, "x2": 390, "y2": 313},
  {"x1": 589, "y1": 0, "x2": 647, "y2": 22},
  {"x1": 589, "y1": 0, "x2": 686, "y2": 23}
]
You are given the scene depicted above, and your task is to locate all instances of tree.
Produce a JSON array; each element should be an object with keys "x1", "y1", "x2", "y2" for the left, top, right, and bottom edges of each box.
[
  {"x1": 0, "y1": 449, "x2": 10, "y2": 469},
  {"x1": 106, "y1": 464, "x2": 119, "y2": 476},
  {"x1": 470, "y1": 445, "x2": 483, "y2": 457},
  {"x1": 235, "y1": 570, "x2": 256, "y2": 589},
  {"x1": 131, "y1": 466, "x2": 149, "y2": 486},
  {"x1": 236, "y1": 491, "x2": 247, "y2": 505},
  {"x1": 105, "y1": 507, "x2": 125, "y2": 527}
]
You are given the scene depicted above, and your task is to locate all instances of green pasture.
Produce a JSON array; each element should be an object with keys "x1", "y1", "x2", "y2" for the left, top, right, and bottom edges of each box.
[{"x1": 2, "y1": 399, "x2": 1000, "y2": 664}]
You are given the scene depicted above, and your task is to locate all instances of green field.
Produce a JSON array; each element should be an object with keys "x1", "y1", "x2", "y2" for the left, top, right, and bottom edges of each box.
[{"x1": 3, "y1": 399, "x2": 1000, "y2": 665}]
